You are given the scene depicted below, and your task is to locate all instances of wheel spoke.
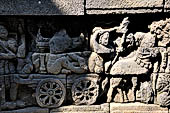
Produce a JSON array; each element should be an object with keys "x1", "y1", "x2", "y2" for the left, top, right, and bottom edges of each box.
[
  {"x1": 84, "y1": 80, "x2": 91, "y2": 89},
  {"x1": 49, "y1": 82, "x2": 53, "y2": 89},
  {"x1": 42, "y1": 83, "x2": 48, "y2": 90},
  {"x1": 77, "y1": 84, "x2": 83, "y2": 90},
  {"x1": 41, "y1": 96, "x2": 49, "y2": 104},
  {"x1": 39, "y1": 89, "x2": 48, "y2": 95},
  {"x1": 84, "y1": 81, "x2": 88, "y2": 89},
  {"x1": 40, "y1": 89, "x2": 47, "y2": 94},
  {"x1": 53, "y1": 96, "x2": 60, "y2": 103},
  {"x1": 74, "y1": 89, "x2": 83, "y2": 94},
  {"x1": 48, "y1": 97, "x2": 52, "y2": 105},
  {"x1": 89, "y1": 88, "x2": 97, "y2": 93},
  {"x1": 55, "y1": 91, "x2": 62, "y2": 96},
  {"x1": 89, "y1": 82, "x2": 95, "y2": 88},
  {"x1": 75, "y1": 92, "x2": 83, "y2": 99},
  {"x1": 54, "y1": 87, "x2": 61, "y2": 91}
]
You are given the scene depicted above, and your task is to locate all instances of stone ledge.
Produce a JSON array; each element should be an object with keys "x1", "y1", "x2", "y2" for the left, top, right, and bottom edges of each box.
[
  {"x1": 86, "y1": 9, "x2": 163, "y2": 15},
  {"x1": 86, "y1": 0, "x2": 163, "y2": 9},
  {"x1": 1, "y1": 107, "x2": 49, "y2": 113},
  {"x1": 50, "y1": 103, "x2": 109, "y2": 113},
  {"x1": 86, "y1": 0, "x2": 163, "y2": 14},
  {"x1": 110, "y1": 103, "x2": 169, "y2": 113}
]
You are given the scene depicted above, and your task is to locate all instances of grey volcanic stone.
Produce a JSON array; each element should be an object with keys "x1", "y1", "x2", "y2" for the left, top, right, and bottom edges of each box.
[
  {"x1": 110, "y1": 103, "x2": 168, "y2": 113},
  {"x1": 86, "y1": 0, "x2": 163, "y2": 14},
  {"x1": 0, "y1": 0, "x2": 84, "y2": 15},
  {"x1": 1, "y1": 107, "x2": 49, "y2": 113},
  {"x1": 51, "y1": 103, "x2": 109, "y2": 113},
  {"x1": 87, "y1": 9, "x2": 162, "y2": 14},
  {"x1": 86, "y1": 0, "x2": 163, "y2": 8}
]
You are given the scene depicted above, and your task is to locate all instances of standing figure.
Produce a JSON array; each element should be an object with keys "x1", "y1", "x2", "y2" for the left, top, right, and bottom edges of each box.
[
  {"x1": 89, "y1": 17, "x2": 130, "y2": 74},
  {"x1": 0, "y1": 24, "x2": 26, "y2": 110},
  {"x1": 88, "y1": 27, "x2": 116, "y2": 73}
]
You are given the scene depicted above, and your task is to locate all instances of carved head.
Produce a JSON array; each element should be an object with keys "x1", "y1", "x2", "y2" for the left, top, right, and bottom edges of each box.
[
  {"x1": 99, "y1": 32, "x2": 109, "y2": 46},
  {"x1": 0, "y1": 25, "x2": 8, "y2": 39}
]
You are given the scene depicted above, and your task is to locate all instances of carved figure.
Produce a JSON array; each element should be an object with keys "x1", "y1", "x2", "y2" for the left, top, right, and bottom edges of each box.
[
  {"x1": 88, "y1": 26, "x2": 116, "y2": 73},
  {"x1": 0, "y1": 23, "x2": 28, "y2": 110},
  {"x1": 136, "y1": 81, "x2": 154, "y2": 103},
  {"x1": 49, "y1": 29, "x2": 85, "y2": 54},
  {"x1": 0, "y1": 25, "x2": 17, "y2": 75},
  {"x1": 32, "y1": 51, "x2": 90, "y2": 74},
  {"x1": 2, "y1": 17, "x2": 170, "y2": 112},
  {"x1": 156, "y1": 74, "x2": 170, "y2": 107},
  {"x1": 47, "y1": 52, "x2": 89, "y2": 74},
  {"x1": 107, "y1": 19, "x2": 161, "y2": 103}
]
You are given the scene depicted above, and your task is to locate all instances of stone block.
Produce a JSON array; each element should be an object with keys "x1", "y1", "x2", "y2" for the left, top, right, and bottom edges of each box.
[
  {"x1": 86, "y1": 0, "x2": 163, "y2": 14},
  {"x1": 110, "y1": 103, "x2": 168, "y2": 113},
  {"x1": 1, "y1": 107, "x2": 49, "y2": 113},
  {"x1": 86, "y1": 9, "x2": 162, "y2": 14},
  {"x1": 86, "y1": 0, "x2": 163, "y2": 8},
  {"x1": 50, "y1": 103, "x2": 109, "y2": 113},
  {"x1": 0, "y1": 0, "x2": 84, "y2": 15},
  {"x1": 165, "y1": 0, "x2": 170, "y2": 12}
]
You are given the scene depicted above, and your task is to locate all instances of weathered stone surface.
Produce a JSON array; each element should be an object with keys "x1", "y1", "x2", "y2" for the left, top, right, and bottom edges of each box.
[
  {"x1": 110, "y1": 103, "x2": 168, "y2": 113},
  {"x1": 0, "y1": 0, "x2": 84, "y2": 15},
  {"x1": 50, "y1": 103, "x2": 109, "y2": 113},
  {"x1": 86, "y1": 0, "x2": 163, "y2": 8},
  {"x1": 66, "y1": 74, "x2": 100, "y2": 105},
  {"x1": 1, "y1": 107, "x2": 49, "y2": 113},
  {"x1": 87, "y1": 9, "x2": 162, "y2": 15},
  {"x1": 136, "y1": 81, "x2": 154, "y2": 103},
  {"x1": 165, "y1": 0, "x2": 170, "y2": 8},
  {"x1": 2, "y1": 16, "x2": 170, "y2": 112},
  {"x1": 86, "y1": 0, "x2": 163, "y2": 14},
  {"x1": 165, "y1": 0, "x2": 170, "y2": 12}
]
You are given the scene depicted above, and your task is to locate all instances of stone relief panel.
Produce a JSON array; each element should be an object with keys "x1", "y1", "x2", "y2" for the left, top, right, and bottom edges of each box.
[{"x1": 1, "y1": 16, "x2": 170, "y2": 112}]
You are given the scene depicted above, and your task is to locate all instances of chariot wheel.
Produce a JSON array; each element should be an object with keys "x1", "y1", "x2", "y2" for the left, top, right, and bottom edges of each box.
[
  {"x1": 36, "y1": 78, "x2": 66, "y2": 108},
  {"x1": 72, "y1": 77, "x2": 99, "y2": 105}
]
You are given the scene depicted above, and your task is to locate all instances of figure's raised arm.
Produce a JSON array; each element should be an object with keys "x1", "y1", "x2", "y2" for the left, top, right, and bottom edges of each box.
[{"x1": 101, "y1": 27, "x2": 119, "y2": 33}]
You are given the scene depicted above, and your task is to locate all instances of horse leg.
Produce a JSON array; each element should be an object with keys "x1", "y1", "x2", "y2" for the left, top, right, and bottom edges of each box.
[
  {"x1": 132, "y1": 77, "x2": 137, "y2": 101},
  {"x1": 123, "y1": 89, "x2": 129, "y2": 102},
  {"x1": 107, "y1": 77, "x2": 122, "y2": 102},
  {"x1": 122, "y1": 78, "x2": 129, "y2": 102}
]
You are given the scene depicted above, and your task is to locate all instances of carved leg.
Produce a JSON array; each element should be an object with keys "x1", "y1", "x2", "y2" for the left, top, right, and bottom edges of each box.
[
  {"x1": 132, "y1": 77, "x2": 137, "y2": 102},
  {"x1": 120, "y1": 89, "x2": 124, "y2": 102},
  {"x1": 151, "y1": 73, "x2": 158, "y2": 103},
  {"x1": 123, "y1": 90, "x2": 129, "y2": 102},
  {"x1": 10, "y1": 83, "x2": 18, "y2": 101},
  {"x1": 0, "y1": 76, "x2": 5, "y2": 104},
  {"x1": 107, "y1": 85, "x2": 114, "y2": 102},
  {"x1": 107, "y1": 77, "x2": 122, "y2": 102}
]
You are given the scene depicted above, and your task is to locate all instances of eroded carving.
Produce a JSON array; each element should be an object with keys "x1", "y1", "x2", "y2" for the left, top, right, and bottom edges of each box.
[
  {"x1": 36, "y1": 78, "x2": 66, "y2": 108},
  {"x1": 72, "y1": 76, "x2": 99, "y2": 105},
  {"x1": 1, "y1": 17, "x2": 170, "y2": 113}
]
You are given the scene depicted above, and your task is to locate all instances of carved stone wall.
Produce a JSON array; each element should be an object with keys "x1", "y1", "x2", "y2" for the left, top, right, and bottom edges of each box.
[
  {"x1": 0, "y1": 15, "x2": 170, "y2": 113},
  {"x1": 0, "y1": 0, "x2": 170, "y2": 15},
  {"x1": 0, "y1": 1, "x2": 170, "y2": 113}
]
